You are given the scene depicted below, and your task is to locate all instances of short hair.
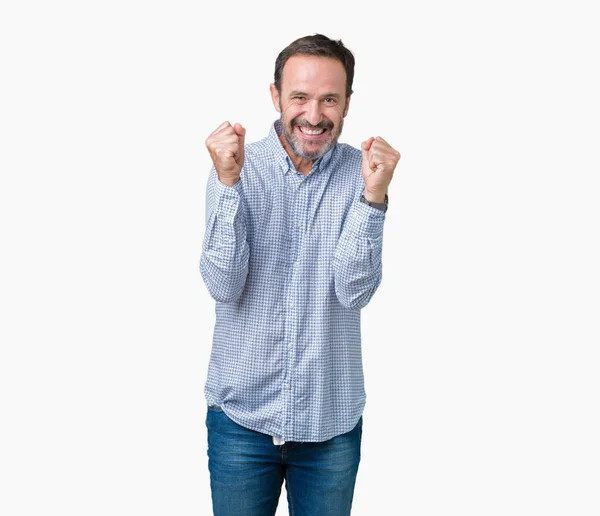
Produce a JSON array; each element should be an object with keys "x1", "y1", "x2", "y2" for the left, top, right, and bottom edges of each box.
[{"x1": 274, "y1": 34, "x2": 355, "y2": 98}]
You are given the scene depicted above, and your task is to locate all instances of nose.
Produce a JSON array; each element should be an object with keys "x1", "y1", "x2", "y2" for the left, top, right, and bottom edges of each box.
[{"x1": 305, "y1": 100, "x2": 322, "y2": 126}]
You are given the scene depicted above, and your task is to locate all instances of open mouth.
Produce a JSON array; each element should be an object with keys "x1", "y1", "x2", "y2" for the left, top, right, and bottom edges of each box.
[{"x1": 295, "y1": 125, "x2": 329, "y2": 141}]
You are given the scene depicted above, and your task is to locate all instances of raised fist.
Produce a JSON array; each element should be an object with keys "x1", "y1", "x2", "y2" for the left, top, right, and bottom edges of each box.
[
  {"x1": 361, "y1": 136, "x2": 401, "y2": 202},
  {"x1": 205, "y1": 121, "x2": 246, "y2": 186}
]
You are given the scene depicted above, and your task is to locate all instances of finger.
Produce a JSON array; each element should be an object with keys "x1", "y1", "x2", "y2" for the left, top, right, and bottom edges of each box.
[
  {"x1": 232, "y1": 123, "x2": 246, "y2": 166},
  {"x1": 206, "y1": 127, "x2": 238, "y2": 149},
  {"x1": 215, "y1": 148, "x2": 236, "y2": 159},
  {"x1": 206, "y1": 124, "x2": 231, "y2": 147},
  {"x1": 361, "y1": 137, "x2": 375, "y2": 163},
  {"x1": 369, "y1": 139, "x2": 393, "y2": 155},
  {"x1": 233, "y1": 122, "x2": 246, "y2": 146},
  {"x1": 377, "y1": 159, "x2": 396, "y2": 172},
  {"x1": 368, "y1": 151, "x2": 394, "y2": 173},
  {"x1": 210, "y1": 121, "x2": 233, "y2": 138},
  {"x1": 373, "y1": 139, "x2": 401, "y2": 162},
  {"x1": 369, "y1": 140, "x2": 400, "y2": 162},
  {"x1": 216, "y1": 134, "x2": 242, "y2": 145},
  {"x1": 361, "y1": 137, "x2": 375, "y2": 152},
  {"x1": 369, "y1": 152, "x2": 379, "y2": 172},
  {"x1": 211, "y1": 122, "x2": 235, "y2": 140}
]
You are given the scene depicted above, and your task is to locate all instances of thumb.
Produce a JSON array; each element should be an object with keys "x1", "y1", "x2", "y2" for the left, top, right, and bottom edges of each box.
[
  {"x1": 361, "y1": 136, "x2": 374, "y2": 163},
  {"x1": 233, "y1": 123, "x2": 246, "y2": 146}
]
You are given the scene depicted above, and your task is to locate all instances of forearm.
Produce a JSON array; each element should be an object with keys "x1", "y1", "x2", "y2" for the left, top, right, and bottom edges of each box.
[
  {"x1": 200, "y1": 168, "x2": 250, "y2": 303},
  {"x1": 333, "y1": 197, "x2": 386, "y2": 310}
]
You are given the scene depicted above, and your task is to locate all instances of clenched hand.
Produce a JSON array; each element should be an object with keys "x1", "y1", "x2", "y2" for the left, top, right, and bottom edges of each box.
[{"x1": 205, "y1": 121, "x2": 246, "y2": 186}]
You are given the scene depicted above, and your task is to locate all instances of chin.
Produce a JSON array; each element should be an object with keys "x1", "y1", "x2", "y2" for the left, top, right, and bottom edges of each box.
[
  {"x1": 303, "y1": 144, "x2": 333, "y2": 160},
  {"x1": 288, "y1": 131, "x2": 338, "y2": 160},
  {"x1": 291, "y1": 140, "x2": 331, "y2": 160}
]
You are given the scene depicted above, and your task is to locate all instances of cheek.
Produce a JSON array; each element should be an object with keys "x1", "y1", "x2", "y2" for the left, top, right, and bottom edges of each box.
[
  {"x1": 282, "y1": 105, "x2": 303, "y2": 122},
  {"x1": 325, "y1": 108, "x2": 344, "y2": 126}
]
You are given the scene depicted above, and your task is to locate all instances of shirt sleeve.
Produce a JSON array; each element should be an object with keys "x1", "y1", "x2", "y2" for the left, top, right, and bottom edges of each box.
[
  {"x1": 333, "y1": 193, "x2": 386, "y2": 310},
  {"x1": 199, "y1": 167, "x2": 250, "y2": 303}
]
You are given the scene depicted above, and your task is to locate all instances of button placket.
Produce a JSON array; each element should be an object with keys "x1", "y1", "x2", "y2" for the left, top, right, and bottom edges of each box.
[{"x1": 282, "y1": 174, "x2": 310, "y2": 441}]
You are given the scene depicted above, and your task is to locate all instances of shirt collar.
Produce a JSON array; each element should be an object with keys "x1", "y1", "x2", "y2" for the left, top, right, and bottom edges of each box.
[{"x1": 267, "y1": 119, "x2": 337, "y2": 176}]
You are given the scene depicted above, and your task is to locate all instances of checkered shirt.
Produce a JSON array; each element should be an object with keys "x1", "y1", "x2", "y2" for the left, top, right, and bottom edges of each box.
[{"x1": 200, "y1": 119, "x2": 386, "y2": 442}]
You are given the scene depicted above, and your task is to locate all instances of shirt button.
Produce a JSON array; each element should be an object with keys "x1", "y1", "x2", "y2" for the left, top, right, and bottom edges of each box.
[
  {"x1": 298, "y1": 222, "x2": 303, "y2": 229},
  {"x1": 290, "y1": 303, "x2": 294, "y2": 309},
  {"x1": 288, "y1": 344, "x2": 292, "y2": 350},
  {"x1": 285, "y1": 383, "x2": 290, "y2": 390}
]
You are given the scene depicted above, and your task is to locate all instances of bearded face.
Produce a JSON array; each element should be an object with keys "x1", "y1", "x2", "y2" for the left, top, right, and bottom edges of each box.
[{"x1": 271, "y1": 55, "x2": 350, "y2": 162}]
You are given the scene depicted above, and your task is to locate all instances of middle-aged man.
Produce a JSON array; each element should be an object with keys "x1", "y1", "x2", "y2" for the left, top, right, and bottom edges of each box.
[{"x1": 200, "y1": 34, "x2": 401, "y2": 516}]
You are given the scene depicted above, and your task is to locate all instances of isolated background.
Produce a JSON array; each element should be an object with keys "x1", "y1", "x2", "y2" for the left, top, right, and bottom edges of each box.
[{"x1": 1, "y1": 1, "x2": 599, "y2": 514}]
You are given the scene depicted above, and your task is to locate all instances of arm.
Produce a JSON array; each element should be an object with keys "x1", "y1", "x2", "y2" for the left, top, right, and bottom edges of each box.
[
  {"x1": 199, "y1": 167, "x2": 250, "y2": 303},
  {"x1": 333, "y1": 194, "x2": 385, "y2": 310},
  {"x1": 333, "y1": 134, "x2": 400, "y2": 309}
]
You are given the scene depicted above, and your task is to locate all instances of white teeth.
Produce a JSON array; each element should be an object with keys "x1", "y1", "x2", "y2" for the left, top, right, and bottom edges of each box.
[{"x1": 299, "y1": 127, "x2": 325, "y2": 135}]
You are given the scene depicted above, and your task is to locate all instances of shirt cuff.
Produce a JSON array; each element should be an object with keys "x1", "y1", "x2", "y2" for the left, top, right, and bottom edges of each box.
[
  {"x1": 212, "y1": 177, "x2": 244, "y2": 221},
  {"x1": 345, "y1": 197, "x2": 386, "y2": 238}
]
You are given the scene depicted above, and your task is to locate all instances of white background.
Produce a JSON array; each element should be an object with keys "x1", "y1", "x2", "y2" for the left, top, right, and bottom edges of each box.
[{"x1": 1, "y1": 1, "x2": 599, "y2": 514}]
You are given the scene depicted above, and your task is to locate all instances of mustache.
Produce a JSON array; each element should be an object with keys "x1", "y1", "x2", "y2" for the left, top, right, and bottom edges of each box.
[{"x1": 291, "y1": 118, "x2": 334, "y2": 130}]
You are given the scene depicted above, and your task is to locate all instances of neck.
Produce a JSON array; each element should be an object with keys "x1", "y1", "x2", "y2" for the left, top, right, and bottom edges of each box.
[{"x1": 279, "y1": 134, "x2": 313, "y2": 176}]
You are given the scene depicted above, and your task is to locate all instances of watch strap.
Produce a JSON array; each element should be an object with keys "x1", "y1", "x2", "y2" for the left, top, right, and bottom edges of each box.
[{"x1": 360, "y1": 193, "x2": 388, "y2": 213}]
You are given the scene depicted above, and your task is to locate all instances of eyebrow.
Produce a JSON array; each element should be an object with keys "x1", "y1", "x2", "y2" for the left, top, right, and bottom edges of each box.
[{"x1": 289, "y1": 91, "x2": 341, "y2": 99}]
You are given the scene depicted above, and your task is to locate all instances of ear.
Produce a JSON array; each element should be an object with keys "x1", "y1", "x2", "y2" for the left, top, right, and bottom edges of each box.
[
  {"x1": 343, "y1": 94, "x2": 352, "y2": 118},
  {"x1": 270, "y1": 84, "x2": 281, "y2": 113}
]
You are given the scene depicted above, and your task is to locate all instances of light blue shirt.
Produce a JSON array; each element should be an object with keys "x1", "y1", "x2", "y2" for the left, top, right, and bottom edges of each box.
[{"x1": 200, "y1": 119, "x2": 387, "y2": 442}]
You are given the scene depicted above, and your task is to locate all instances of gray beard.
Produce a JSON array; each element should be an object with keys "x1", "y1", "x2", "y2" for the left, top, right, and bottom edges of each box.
[{"x1": 281, "y1": 117, "x2": 343, "y2": 161}]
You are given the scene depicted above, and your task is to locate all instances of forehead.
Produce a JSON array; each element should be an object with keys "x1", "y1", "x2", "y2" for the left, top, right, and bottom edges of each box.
[{"x1": 281, "y1": 55, "x2": 346, "y2": 94}]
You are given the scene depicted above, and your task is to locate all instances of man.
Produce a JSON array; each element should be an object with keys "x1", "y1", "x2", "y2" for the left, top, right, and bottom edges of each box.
[{"x1": 200, "y1": 34, "x2": 400, "y2": 516}]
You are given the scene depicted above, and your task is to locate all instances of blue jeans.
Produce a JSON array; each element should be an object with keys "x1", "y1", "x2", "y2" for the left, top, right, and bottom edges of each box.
[{"x1": 206, "y1": 405, "x2": 363, "y2": 516}]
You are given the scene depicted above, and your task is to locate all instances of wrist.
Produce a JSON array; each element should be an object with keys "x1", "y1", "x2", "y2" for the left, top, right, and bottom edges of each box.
[
  {"x1": 218, "y1": 176, "x2": 240, "y2": 187},
  {"x1": 360, "y1": 192, "x2": 388, "y2": 213},
  {"x1": 363, "y1": 190, "x2": 386, "y2": 203}
]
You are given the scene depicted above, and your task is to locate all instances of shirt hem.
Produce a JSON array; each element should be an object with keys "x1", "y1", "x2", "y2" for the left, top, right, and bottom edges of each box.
[{"x1": 208, "y1": 401, "x2": 365, "y2": 443}]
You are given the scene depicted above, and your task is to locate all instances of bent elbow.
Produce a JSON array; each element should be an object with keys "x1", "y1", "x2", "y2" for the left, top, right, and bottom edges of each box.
[
  {"x1": 335, "y1": 292, "x2": 368, "y2": 311},
  {"x1": 201, "y1": 274, "x2": 245, "y2": 304},
  {"x1": 334, "y1": 274, "x2": 382, "y2": 311},
  {"x1": 199, "y1": 258, "x2": 248, "y2": 304}
]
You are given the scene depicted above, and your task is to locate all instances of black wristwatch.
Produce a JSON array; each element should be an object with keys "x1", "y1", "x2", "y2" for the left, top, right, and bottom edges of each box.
[{"x1": 360, "y1": 193, "x2": 388, "y2": 213}]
